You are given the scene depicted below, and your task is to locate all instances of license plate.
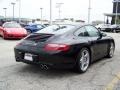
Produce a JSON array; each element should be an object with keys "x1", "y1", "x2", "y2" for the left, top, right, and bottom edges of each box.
[{"x1": 24, "y1": 53, "x2": 33, "y2": 61}]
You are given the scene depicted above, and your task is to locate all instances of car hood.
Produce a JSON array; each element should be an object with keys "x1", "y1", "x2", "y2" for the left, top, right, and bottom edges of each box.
[{"x1": 5, "y1": 28, "x2": 27, "y2": 34}]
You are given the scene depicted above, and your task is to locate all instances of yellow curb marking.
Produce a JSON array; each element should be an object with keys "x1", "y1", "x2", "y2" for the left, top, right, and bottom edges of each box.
[{"x1": 105, "y1": 72, "x2": 120, "y2": 90}]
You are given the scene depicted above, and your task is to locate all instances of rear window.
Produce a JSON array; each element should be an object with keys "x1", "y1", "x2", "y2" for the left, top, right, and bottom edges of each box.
[{"x1": 36, "y1": 25, "x2": 75, "y2": 34}]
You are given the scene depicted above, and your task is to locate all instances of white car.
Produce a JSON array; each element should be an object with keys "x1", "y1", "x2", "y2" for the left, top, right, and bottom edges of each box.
[
  {"x1": 96, "y1": 24, "x2": 111, "y2": 32},
  {"x1": 110, "y1": 24, "x2": 120, "y2": 33}
]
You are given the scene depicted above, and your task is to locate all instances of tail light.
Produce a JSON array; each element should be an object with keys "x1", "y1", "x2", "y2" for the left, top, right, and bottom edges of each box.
[
  {"x1": 16, "y1": 42, "x2": 22, "y2": 46},
  {"x1": 44, "y1": 44, "x2": 70, "y2": 51},
  {"x1": 16, "y1": 40, "x2": 24, "y2": 46}
]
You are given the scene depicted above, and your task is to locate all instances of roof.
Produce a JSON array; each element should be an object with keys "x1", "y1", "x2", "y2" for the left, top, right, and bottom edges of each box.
[
  {"x1": 53, "y1": 22, "x2": 86, "y2": 26},
  {"x1": 49, "y1": 24, "x2": 94, "y2": 29},
  {"x1": 104, "y1": 13, "x2": 120, "y2": 17},
  {"x1": 113, "y1": 0, "x2": 120, "y2": 2}
]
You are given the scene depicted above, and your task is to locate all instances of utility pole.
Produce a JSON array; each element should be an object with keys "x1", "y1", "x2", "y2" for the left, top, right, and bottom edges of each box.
[
  {"x1": 16, "y1": 0, "x2": 21, "y2": 23},
  {"x1": 50, "y1": 0, "x2": 52, "y2": 25},
  {"x1": 88, "y1": 0, "x2": 91, "y2": 24},
  {"x1": 56, "y1": 3, "x2": 64, "y2": 20},
  {"x1": 40, "y1": 8, "x2": 43, "y2": 24},
  {"x1": 11, "y1": 2, "x2": 15, "y2": 21},
  {"x1": 3, "y1": 8, "x2": 7, "y2": 21},
  {"x1": 18, "y1": 0, "x2": 21, "y2": 23},
  {"x1": 115, "y1": 1, "x2": 118, "y2": 24}
]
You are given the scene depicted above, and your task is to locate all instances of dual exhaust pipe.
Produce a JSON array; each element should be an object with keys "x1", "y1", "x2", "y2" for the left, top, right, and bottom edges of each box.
[{"x1": 40, "y1": 64, "x2": 49, "y2": 70}]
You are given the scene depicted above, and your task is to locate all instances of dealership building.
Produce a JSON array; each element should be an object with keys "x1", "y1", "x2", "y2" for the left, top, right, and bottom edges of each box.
[{"x1": 104, "y1": 0, "x2": 120, "y2": 24}]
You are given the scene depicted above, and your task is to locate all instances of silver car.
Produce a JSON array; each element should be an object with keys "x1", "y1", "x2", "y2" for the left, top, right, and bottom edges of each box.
[
  {"x1": 110, "y1": 24, "x2": 120, "y2": 33},
  {"x1": 96, "y1": 24, "x2": 111, "y2": 32}
]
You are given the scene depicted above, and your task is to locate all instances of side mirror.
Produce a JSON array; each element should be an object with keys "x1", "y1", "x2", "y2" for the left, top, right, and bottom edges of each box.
[
  {"x1": 99, "y1": 32, "x2": 107, "y2": 39},
  {"x1": 101, "y1": 32, "x2": 107, "y2": 37},
  {"x1": 98, "y1": 32, "x2": 107, "y2": 40}
]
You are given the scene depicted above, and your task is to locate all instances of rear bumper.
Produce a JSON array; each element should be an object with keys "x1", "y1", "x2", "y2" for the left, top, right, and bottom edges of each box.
[
  {"x1": 5, "y1": 33, "x2": 27, "y2": 39},
  {"x1": 14, "y1": 49, "x2": 76, "y2": 69}
]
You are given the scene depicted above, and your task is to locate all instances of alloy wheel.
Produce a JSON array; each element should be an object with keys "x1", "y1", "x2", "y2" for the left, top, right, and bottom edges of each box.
[
  {"x1": 79, "y1": 49, "x2": 90, "y2": 72},
  {"x1": 109, "y1": 43, "x2": 114, "y2": 57}
]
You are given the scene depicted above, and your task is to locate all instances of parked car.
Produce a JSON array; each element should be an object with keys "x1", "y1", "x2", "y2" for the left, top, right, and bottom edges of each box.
[
  {"x1": 14, "y1": 24, "x2": 115, "y2": 73},
  {"x1": 110, "y1": 24, "x2": 120, "y2": 33},
  {"x1": 24, "y1": 24, "x2": 45, "y2": 34},
  {"x1": 0, "y1": 22, "x2": 27, "y2": 39},
  {"x1": 96, "y1": 24, "x2": 111, "y2": 32}
]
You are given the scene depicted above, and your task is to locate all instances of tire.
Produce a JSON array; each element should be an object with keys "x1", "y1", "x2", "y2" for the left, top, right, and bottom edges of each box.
[
  {"x1": 113, "y1": 29, "x2": 116, "y2": 33},
  {"x1": 107, "y1": 42, "x2": 115, "y2": 58},
  {"x1": 76, "y1": 48, "x2": 90, "y2": 73},
  {"x1": 27, "y1": 30, "x2": 32, "y2": 34}
]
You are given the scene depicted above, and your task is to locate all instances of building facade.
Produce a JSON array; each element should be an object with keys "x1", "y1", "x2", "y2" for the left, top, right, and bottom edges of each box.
[{"x1": 111, "y1": 0, "x2": 120, "y2": 24}]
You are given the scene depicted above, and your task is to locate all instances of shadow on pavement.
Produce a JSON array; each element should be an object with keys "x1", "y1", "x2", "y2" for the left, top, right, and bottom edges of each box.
[
  {"x1": 15, "y1": 57, "x2": 111, "y2": 79},
  {"x1": 16, "y1": 64, "x2": 80, "y2": 79}
]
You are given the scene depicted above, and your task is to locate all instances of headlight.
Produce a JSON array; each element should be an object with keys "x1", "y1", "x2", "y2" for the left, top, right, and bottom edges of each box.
[
  {"x1": 23, "y1": 29, "x2": 27, "y2": 34},
  {"x1": 23, "y1": 30, "x2": 27, "y2": 34}
]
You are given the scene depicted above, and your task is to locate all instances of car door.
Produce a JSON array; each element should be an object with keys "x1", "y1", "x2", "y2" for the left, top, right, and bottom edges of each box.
[
  {"x1": 74, "y1": 26, "x2": 90, "y2": 53},
  {"x1": 85, "y1": 25, "x2": 108, "y2": 60}
]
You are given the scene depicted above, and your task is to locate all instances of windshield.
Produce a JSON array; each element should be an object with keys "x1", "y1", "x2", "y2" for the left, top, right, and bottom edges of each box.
[
  {"x1": 3, "y1": 23, "x2": 21, "y2": 28},
  {"x1": 36, "y1": 25, "x2": 76, "y2": 34},
  {"x1": 37, "y1": 25, "x2": 44, "y2": 28}
]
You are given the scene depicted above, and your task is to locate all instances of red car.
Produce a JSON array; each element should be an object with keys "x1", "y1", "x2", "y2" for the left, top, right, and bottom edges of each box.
[{"x1": 0, "y1": 22, "x2": 27, "y2": 39}]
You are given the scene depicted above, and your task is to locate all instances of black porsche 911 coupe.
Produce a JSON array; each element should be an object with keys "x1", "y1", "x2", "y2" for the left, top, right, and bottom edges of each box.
[{"x1": 14, "y1": 24, "x2": 115, "y2": 73}]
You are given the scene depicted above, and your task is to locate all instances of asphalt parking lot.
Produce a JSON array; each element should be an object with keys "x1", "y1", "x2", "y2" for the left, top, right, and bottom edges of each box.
[{"x1": 0, "y1": 33, "x2": 120, "y2": 90}]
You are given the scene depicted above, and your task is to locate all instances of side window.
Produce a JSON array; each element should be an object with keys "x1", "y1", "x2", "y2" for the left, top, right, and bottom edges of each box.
[
  {"x1": 85, "y1": 26, "x2": 100, "y2": 37},
  {"x1": 74, "y1": 27, "x2": 89, "y2": 37}
]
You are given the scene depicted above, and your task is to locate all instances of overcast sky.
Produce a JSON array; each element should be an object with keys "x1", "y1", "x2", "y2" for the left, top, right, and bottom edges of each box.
[{"x1": 0, "y1": 0, "x2": 113, "y2": 22}]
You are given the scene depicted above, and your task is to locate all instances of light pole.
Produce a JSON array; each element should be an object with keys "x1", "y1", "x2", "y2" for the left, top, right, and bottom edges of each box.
[
  {"x1": 115, "y1": 1, "x2": 118, "y2": 25},
  {"x1": 40, "y1": 8, "x2": 43, "y2": 24},
  {"x1": 56, "y1": 3, "x2": 64, "y2": 20},
  {"x1": 50, "y1": 0, "x2": 52, "y2": 25},
  {"x1": 11, "y1": 2, "x2": 15, "y2": 21},
  {"x1": 18, "y1": 0, "x2": 21, "y2": 23},
  {"x1": 16, "y1": 0, "x2": 21, "y2": 23},
  {"x1": 88, "y1": 0, "x2": 91, "y2": 24},
  {"x1": 3, "y1": 8, "x2": 7, "y2": 21}
]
